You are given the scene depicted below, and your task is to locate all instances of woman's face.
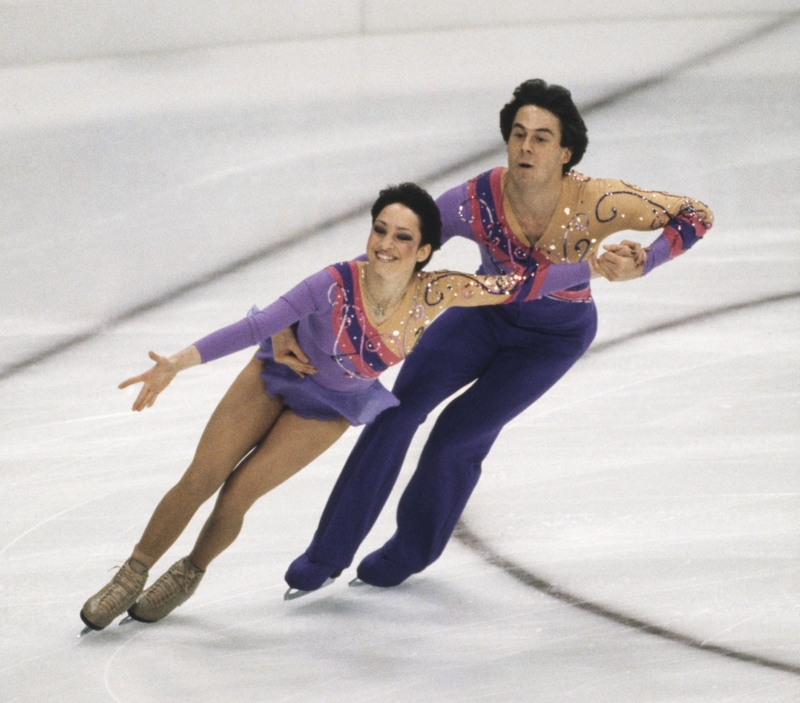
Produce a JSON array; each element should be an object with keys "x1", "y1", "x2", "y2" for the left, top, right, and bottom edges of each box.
[{"x1": 367, "y1": 203, "x2": 431, "y2": 276}]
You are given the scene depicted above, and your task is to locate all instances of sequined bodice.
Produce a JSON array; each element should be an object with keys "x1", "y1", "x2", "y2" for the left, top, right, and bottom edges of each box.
[{"x1": 325, "y1": 261, "x2": 527, "y2": 380}]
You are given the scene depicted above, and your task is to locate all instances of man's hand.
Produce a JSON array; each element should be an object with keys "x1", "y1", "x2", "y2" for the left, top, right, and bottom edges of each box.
[
  {"x1": 595, "y1": 240, "x2": 647, "y2": 281},
  {"x1": 271, "y1": 327, "x2": 317, "y2": 378}
]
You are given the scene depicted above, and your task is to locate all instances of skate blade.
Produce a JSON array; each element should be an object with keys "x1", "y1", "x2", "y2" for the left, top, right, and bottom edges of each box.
[
  {"x1": 119, "y1": 615, "x2": 135, "y2": 626},
  {"x1": 283, "y1": 576, "x2": 335, "y2": 601},
  {"x1": 348, "y1": 578, "x2": 368, "y2": 587},
  {"x1": 78, "y1": 626, "x2": 94, "y2": 638}
]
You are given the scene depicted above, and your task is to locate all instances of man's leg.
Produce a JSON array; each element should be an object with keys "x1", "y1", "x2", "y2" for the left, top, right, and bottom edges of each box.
[
  {"x1": 285, "y1": 308, "x2": 499, "y2": 591},
  {"x1": 358, "y1": 316, "x2": 596, "y2": 586}
]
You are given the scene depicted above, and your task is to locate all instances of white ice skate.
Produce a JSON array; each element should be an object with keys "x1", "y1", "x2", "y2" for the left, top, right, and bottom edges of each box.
[{"x1": 78, "y1": 559, "x2": 148, "y2": 636}]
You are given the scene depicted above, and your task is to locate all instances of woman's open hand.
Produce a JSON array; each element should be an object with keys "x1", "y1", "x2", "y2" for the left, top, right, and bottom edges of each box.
[{"x1": 119, "y1": 351, "x2": 178, "y2": 411}]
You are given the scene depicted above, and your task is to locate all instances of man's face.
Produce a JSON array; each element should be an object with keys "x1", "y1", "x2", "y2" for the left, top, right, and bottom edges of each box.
[{"x1": 505, "y1": 104, "x2": 572, "y2": 186}]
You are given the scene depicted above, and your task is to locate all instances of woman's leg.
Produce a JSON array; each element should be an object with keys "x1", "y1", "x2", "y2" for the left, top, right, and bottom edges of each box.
[
  {"x1": 126, "y1": 409, "x2": 349, "y2": 624},
  {"x1": 188, "y1": 409, "x2": 350, "y2": 571},
  {"x1": 131, "y1": 357, "x2": 283, "y2": 569},
  {"x1": 81, "y1": 357, "x2": 282, "y2": 629}
]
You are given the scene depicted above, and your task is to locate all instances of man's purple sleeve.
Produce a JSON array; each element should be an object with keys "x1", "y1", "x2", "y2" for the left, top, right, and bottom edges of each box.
[
  {"x1": 436, "y1": 184, "x2": 472, "y2": 245},
  {"x1": 642, "y1": 209, "x2": 713, "y2": 275},
  {"x1": 642, "y1": 235, "x2": 672, "y2": 275}
]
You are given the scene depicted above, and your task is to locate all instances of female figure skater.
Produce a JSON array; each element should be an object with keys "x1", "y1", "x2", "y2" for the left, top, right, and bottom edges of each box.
[{"x1": 79, "y1": 182, "x2": 603, "y2": 631}]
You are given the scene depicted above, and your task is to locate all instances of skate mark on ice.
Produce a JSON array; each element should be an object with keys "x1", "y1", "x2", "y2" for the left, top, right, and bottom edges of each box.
[
  {"x1": 101, "y1": 627, "x2": 149, "y2": 703},
  {"x1": 454, "y1": 291, "x2": 800, "y2": 678},
  {"x1": 455, "y1": 523, "x2": 800, "y2": 676},
  {"x1": 0, "y1": 489, "x2": 118, "y2": 559},
  {"x1": 585, "y1": 290, "x2": 800, "y2": 359}
]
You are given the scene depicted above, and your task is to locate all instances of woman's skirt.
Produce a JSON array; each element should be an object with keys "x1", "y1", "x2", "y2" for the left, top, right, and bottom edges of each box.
[{"x1": 255, "y1": 342, "x2": 399, "y2": 426}]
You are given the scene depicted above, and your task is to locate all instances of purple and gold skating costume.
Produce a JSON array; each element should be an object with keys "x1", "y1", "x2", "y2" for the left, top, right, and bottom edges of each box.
[
  {"x1": 193, "y1": 257, "x2": 593, "y2": 425},
  {"x1": 286, "y1": 168, "x2": 713, "y2": 590}
]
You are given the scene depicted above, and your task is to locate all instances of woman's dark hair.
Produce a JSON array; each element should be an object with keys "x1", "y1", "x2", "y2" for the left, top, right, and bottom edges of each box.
[
  {"x1": 499, "y1": 79, "x2": 588, "y2": 174},
  {"x1": 371, "y1": 182, "x2": 442, "y2": 271}
]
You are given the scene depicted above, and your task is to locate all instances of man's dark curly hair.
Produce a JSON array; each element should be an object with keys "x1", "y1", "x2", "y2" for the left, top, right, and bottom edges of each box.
[{"x1": 499, "y1": 79, "x2": 588, "y2": 174}]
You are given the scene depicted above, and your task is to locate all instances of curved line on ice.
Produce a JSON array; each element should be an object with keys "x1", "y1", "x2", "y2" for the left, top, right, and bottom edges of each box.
[{"x1": 456, "y1": 291, "x2": 800, "y2": 677}]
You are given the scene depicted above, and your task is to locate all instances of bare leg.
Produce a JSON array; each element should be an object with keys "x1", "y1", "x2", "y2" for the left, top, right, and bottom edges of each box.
[
  {"x1": 131, "y1": 357, "x2": 283, "y2": 569},
  {"x1": 188, "y1": 409, "x2": 350, "y2": 571}
]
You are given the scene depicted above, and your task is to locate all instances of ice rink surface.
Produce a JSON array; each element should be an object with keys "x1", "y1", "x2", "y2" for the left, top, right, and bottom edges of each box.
[{"x1": 1, "y1": 6, "x2": 799, "y2": 702}]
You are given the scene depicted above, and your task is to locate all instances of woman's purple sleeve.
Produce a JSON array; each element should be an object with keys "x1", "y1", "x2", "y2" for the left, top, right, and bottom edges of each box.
[
  {"x1": 193, "y1": 299, "x2": 302, "y2": 363},
  {"x1": 537, "y1": 261, "x2": 591, "y2": 295},
  {"x1": 193, "y1": 270, "x2": 331, "y2": 363},
  {"x1": 538, "y1": 228, "x2": 687, "y2": 288}
]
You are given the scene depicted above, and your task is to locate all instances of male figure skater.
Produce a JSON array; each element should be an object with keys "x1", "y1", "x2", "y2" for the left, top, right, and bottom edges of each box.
[{"x1": 278, "y1": 79, "x2": 713, "y2": 592}]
